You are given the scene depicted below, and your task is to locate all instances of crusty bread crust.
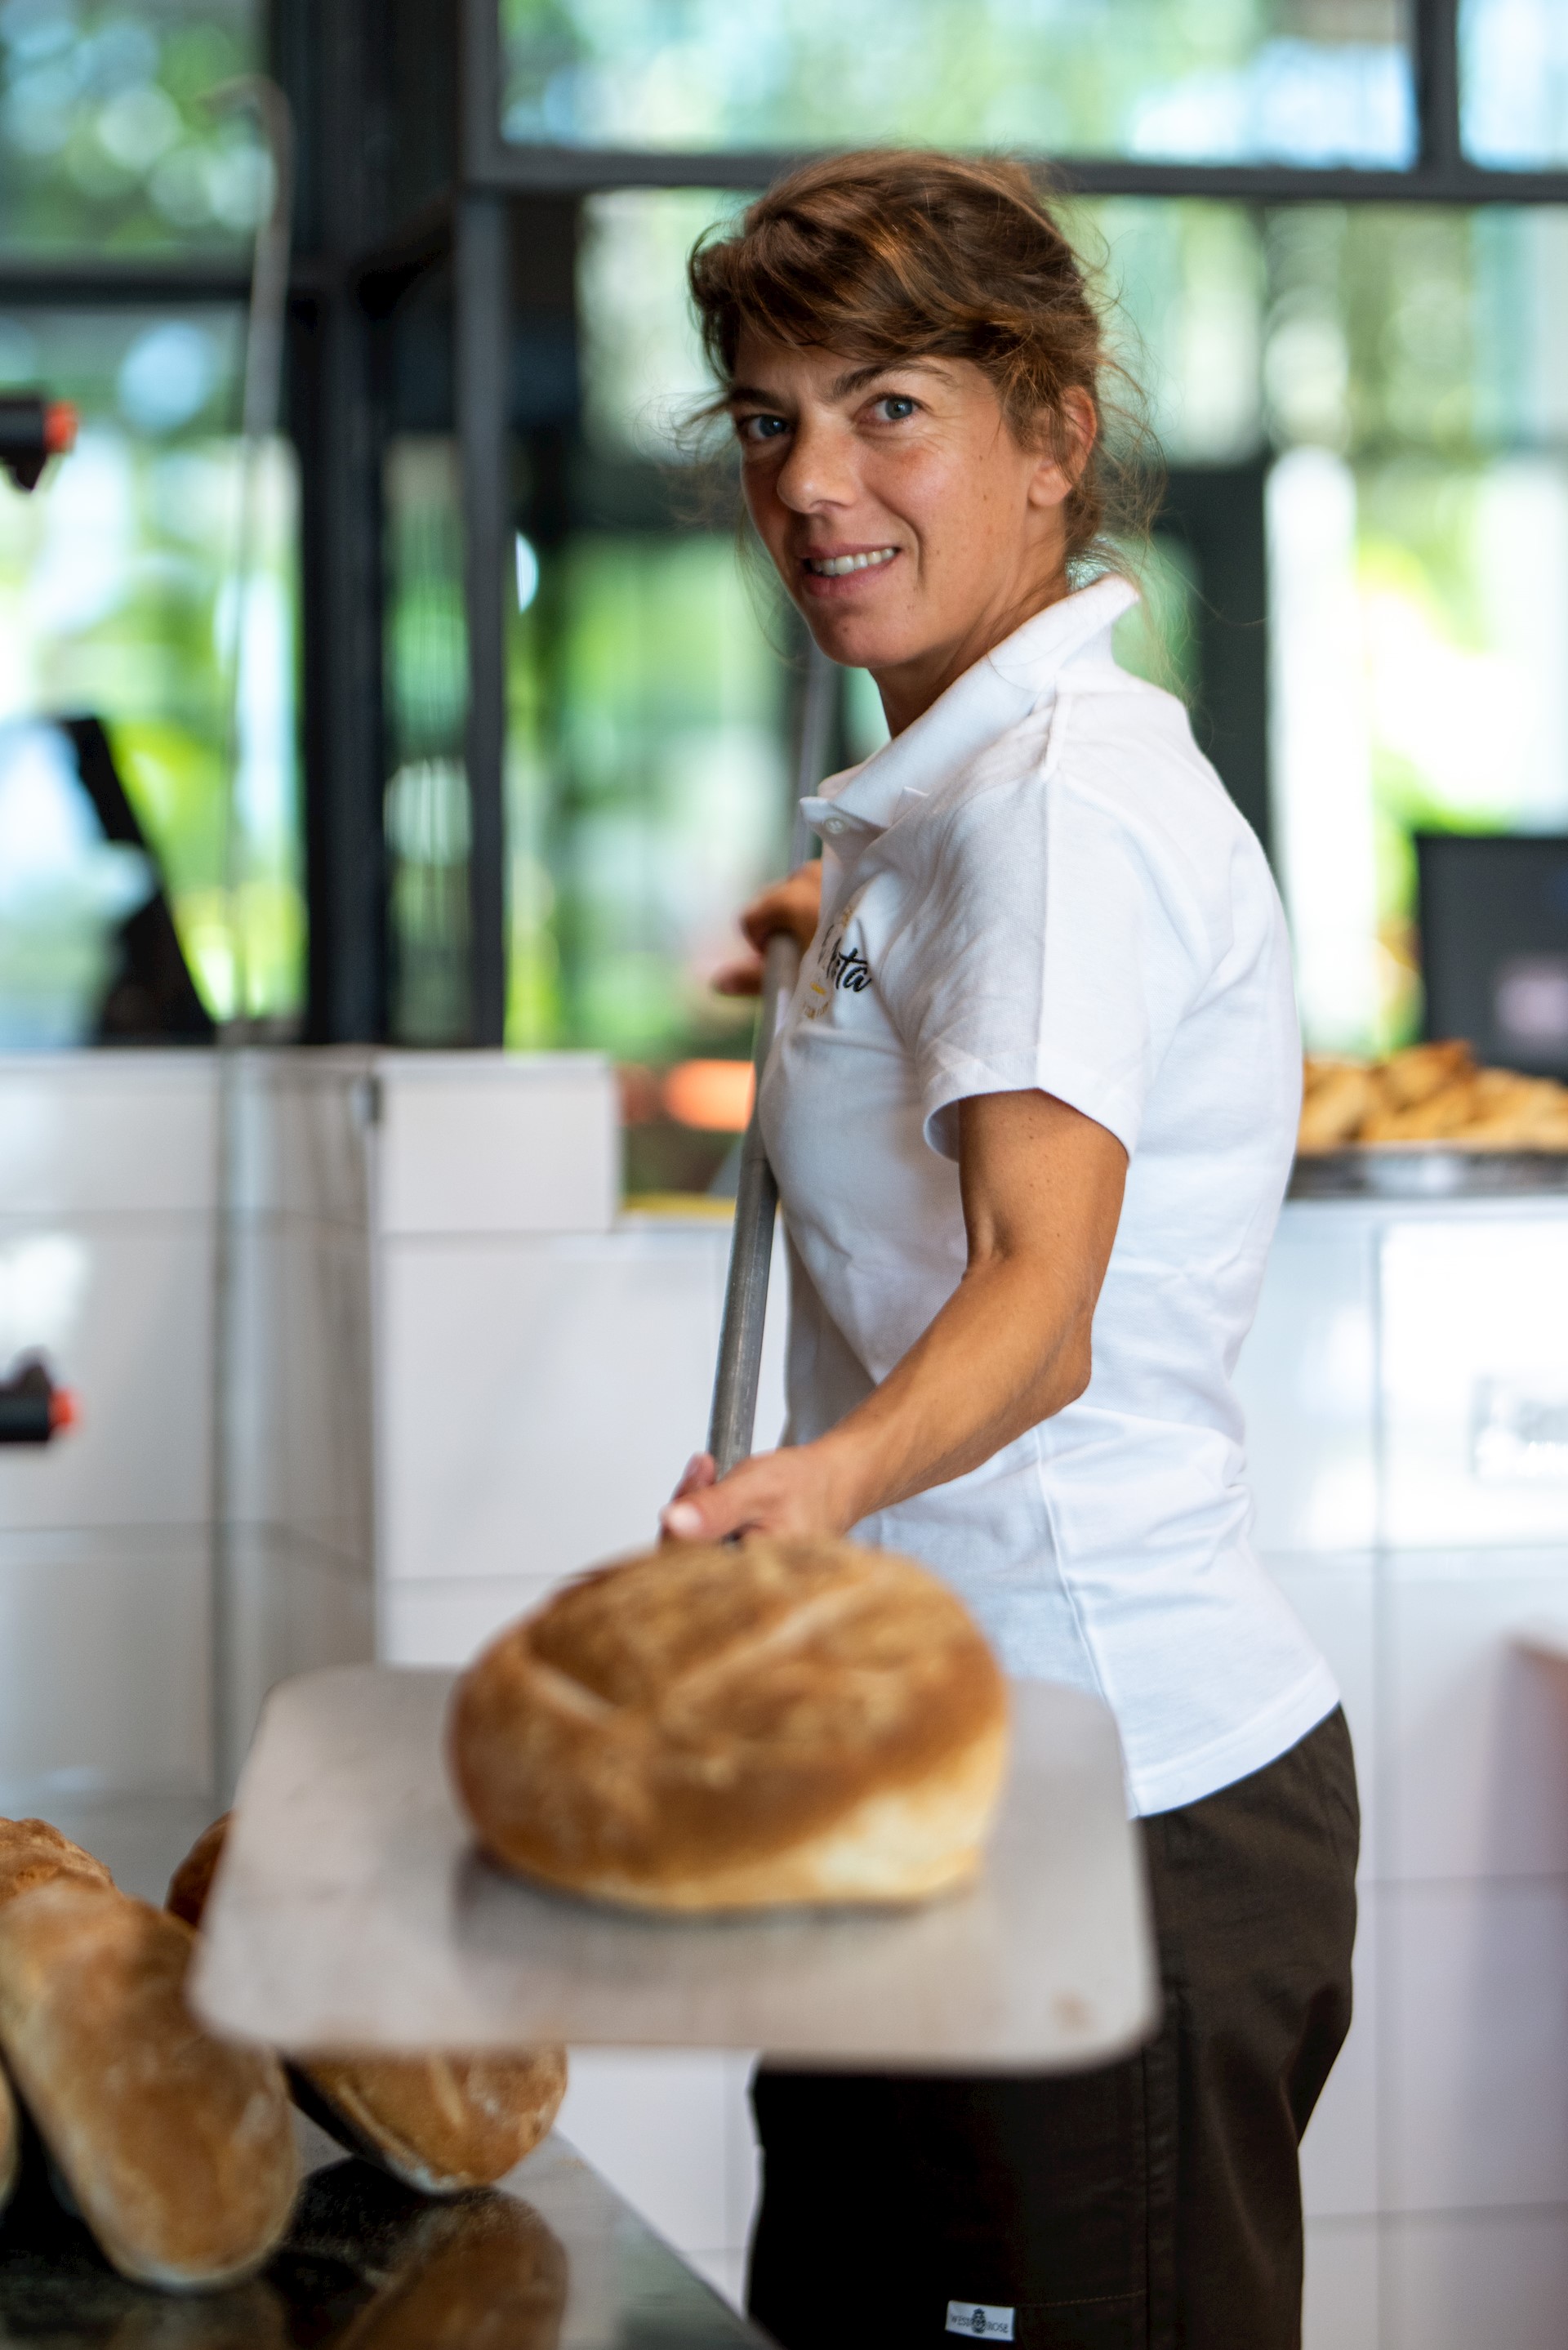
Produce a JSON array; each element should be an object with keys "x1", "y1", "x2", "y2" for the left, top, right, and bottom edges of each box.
[
  {"x1": 165, "y1": 1813, "x2": 229, "y2": 1930},
  {"x1": 448, "y1": 1537, "x2": 1009, "y2": 1911},
  {"x1": 0, "y1": 1817, "x2": 114, "y2": 1909},
  {"x1": 0, "y1": 2065, "x2": 16, "y2": 2217},
  {"x1": 165, "y1": 1814, "x2": 568, "y2": 2194},
  {"x1": 296, "y1": 2052, "x2": 568, "y2": 2196},
  {"x1": 0, "y1": 1881, "x2": 298, "y2": 2288}
]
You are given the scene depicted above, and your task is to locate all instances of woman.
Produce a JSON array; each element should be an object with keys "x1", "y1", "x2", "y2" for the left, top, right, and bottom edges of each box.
[{"x1": 660, "y1": 152, "x2": 1356, "y2": 2350}]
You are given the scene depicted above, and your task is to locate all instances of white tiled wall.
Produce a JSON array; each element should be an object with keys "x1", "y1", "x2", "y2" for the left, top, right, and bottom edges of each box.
[
  {"x1": 1236, "y1": 1194, "x2": 1568, "y2": 2349},
  {"x1": 0, "y1": 1055, "x2": 220, "y2": 1808}
]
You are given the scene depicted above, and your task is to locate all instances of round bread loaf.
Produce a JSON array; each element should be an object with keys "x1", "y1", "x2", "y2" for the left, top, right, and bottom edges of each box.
[
  {"x1": 0, "y1": 1881, "x2": 298, "y2": 2289},
  {"x1": 0, "y1": 1816, "x2": 114, "y2": 1909},
  {"x1": 448, "y1": 1537, "x2": 1010, "y2": 1911}
]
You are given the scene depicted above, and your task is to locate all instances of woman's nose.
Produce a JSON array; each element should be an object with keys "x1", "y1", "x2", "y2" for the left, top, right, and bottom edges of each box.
[{"x1": 775, "y1": 417, "x2": 856, "y2": 513}]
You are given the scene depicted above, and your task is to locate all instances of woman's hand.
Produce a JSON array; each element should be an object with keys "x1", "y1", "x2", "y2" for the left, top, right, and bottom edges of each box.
[
  {"x1": 662, "y1": 1438, "x2": 862, "y2": 1544},
  {"x1": 712, "y1": 860, "x2": 822, "y2": 996}
]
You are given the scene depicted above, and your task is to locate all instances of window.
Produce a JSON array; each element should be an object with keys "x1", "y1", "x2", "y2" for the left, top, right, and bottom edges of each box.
[
  {"x1": 1461, "y1": 0, "x2": 1568, "y2": 170},
  {"x1": 0, "y1": 305, "x2": 301, "y2": 1024},
  {"x1": 500, "y1": 0, "x2": 1414, "y2": 167},
  {"x1": 0, "y1": 1, "x2": 265, "y2": 254}
]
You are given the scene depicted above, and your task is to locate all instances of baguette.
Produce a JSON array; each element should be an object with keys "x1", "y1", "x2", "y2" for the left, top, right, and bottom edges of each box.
[
  {"x1": 0, "y1": 1880, "x2": 298, "y2": 2289},
  {"x1": 167, "y1": 1819, "x2": 568, "y2": 2195}
]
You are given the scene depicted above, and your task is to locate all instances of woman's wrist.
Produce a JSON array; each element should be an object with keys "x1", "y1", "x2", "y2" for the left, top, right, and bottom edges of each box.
[{"x1": 806, "y1": 1427, "x2": 884, "y2": 1534}]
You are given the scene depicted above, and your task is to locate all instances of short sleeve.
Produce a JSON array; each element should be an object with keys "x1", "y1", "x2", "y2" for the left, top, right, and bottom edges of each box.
[{"x1": 890, "y1": 760, "x2": 1214, "y2": 1163}]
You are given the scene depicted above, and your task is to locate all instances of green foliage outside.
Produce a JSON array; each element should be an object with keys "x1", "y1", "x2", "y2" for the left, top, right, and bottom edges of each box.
[{"x1": 0, "y1": 0, "x2": 262, "y2": 255}]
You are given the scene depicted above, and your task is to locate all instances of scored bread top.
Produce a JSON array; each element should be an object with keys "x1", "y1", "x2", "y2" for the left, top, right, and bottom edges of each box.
[
  {"x1": 0, "y1": 1817, "x2": 114, "y2": 1911},
  {"x1": 448, "y1": 1537, "x2": 1007, "y2": 1893}
]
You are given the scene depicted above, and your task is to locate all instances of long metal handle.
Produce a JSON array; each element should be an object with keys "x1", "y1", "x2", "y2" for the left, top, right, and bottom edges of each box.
[
  {"x1": 706, "y1": 645, "x2": 835, "y2": 1474},
  {"x1": 706, "y1": 928, "x2": 801, "y2": 1475}
]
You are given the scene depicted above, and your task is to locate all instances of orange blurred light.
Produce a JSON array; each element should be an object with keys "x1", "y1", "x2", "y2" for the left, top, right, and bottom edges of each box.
[{"x1": 662, "y1": 1059, "x2": 755, "y2": 1131}]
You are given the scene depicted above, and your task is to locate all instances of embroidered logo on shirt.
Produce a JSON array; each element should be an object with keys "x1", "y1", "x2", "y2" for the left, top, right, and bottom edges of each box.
[
  {"x1": 803, "y1": 898, "x2": 873, "y2": 1019},
  {"x1": 826, "y1": 943, "x2": 871, "y2": 992},
  {"x1": 946, "y1": 2302, "x2": 1015, "y2": 2339}
]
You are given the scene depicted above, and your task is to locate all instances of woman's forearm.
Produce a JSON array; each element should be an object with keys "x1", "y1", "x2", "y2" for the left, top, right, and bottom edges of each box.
[
  {"x1": 808, "y1": 1247, "x2": 1095, "y2": 1527},
  {"x1": 661, "y1": 1089, "x2": 1127, "y2": 1547}
]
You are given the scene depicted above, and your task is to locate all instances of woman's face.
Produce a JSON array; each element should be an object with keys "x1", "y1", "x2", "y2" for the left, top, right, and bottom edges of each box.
[{"x1": 730, "y1": 332, "x2": 1089, "y2": 733}]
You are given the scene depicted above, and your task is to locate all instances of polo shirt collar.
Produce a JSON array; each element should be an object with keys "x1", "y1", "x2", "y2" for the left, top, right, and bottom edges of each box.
[{"x1": 802, "y1": 570, "x2": 1138, "y2": 841}]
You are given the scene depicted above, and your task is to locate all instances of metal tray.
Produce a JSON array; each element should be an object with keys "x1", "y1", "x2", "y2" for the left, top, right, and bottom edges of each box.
[
  {"x1": 193, "y1": 1666, "x2": 1156, "y2": 2076},
  {"x1": 1290, "y1": 1148, "x2": 1568, "y2": 1201}
]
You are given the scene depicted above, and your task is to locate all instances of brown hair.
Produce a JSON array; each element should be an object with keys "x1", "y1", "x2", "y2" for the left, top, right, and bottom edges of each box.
[{"x1": 687, "y1": 149, "x2": 1152, "y2": 574}]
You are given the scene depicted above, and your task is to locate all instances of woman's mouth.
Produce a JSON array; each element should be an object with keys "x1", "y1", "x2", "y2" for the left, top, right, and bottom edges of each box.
[{"x1": 800, "y1": 546, "x2": 901, "y2": 595}]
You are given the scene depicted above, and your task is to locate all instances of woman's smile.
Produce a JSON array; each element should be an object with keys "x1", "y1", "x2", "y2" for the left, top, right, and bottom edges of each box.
[{"x1": 800, "y1": 543, "x2": 902, "y2": 592}]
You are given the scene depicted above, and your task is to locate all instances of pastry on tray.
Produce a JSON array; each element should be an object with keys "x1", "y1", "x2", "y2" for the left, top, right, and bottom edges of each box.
[
  {"x1": 1298, "y1": 1041, "x2": 1568, "y2": 1154},
  {"x1": 0, "y1": 1879, "x2": 298, "y2": 2289},
  {"x1": 448, "y1": 1536, "x2": 1010, "y2": 1913},
  {"x1": 167, "y1": 1817, "x2": 568, "y2": 2196}
]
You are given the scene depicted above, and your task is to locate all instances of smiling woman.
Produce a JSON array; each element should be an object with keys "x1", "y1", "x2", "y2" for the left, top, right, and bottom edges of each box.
[
  {"x1": 688, "y1": 151, "x2": 1153, "y2": 729},
  {"x1": 666, "y1": 150, "x2": 1356, "y2": 2350}
]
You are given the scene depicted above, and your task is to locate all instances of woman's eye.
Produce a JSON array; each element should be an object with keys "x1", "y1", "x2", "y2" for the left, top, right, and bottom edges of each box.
[{"x1": 738, "y1": 414, "x2": 788, "y2": 444}]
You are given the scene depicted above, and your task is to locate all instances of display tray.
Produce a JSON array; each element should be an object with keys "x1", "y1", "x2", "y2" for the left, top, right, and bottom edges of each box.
[
  {"x1": 193, "y1": 1666, "x2": 1156, "y2": 2074},
  {"x1": 1291, "y1": 1147, "x2": 1568, "y2": 1200},
  {"x1": 0, "y1": 2129, "x2": 768, "y2": 2348}
]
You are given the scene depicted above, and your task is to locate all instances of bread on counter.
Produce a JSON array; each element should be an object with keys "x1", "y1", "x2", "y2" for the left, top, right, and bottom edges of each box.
[
  {"x1": 164, "y1": 1814, "x2": 227, "y2": 1932},
  {"x1": 0, "y1": 1817, "x2": 114, "y2": 1909},
  {"x1": 0, "y1": 2065, "x2": 16, "y2": 2219},
  {"x1": 290, "y1": 2054, "x2": 568, "y2": 2198},
  {"x1": 0, "y1": 1880, "x2": 298, "y2": 2289},
  {"x1": 1300, "y1": 1042, "x2": 1568, "y2": 1154},
  {"x1": 448, "y1": 1536, "x2": 1010, "y2": 1911},
  {"x1": 167, "y1": 1818, "x2": 568, "y2": 2196}
]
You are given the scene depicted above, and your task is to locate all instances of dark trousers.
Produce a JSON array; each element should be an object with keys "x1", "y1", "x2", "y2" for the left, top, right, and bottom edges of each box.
[{"x1": 747, "y1": 1706, "x2": 1359, "y2": 2350}]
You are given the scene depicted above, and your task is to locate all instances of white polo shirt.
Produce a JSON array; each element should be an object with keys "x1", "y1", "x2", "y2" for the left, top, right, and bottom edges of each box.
[{"x1": 759, "y1": 573, "x2": 1337, "y2": 1818}]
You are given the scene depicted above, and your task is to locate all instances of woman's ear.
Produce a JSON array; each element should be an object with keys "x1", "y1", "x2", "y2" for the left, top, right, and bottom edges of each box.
[{"x1": 1027, "y1": 386, "x2": 1098, "y2": 510}]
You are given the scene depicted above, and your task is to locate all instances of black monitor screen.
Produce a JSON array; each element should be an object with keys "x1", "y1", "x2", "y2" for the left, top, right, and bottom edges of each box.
[{"x1": 1417, "y1": 832, "x2": 1568, "y2": 1078}]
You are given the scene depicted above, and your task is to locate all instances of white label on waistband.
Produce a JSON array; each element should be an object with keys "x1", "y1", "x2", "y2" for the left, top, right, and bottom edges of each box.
[{"x1": 946, "y1": 2303, "x2": 1015, "y2": 2340}]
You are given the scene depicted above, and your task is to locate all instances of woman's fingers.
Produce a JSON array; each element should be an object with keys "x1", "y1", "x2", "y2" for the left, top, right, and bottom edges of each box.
[
  {"x1": 711, "y1": 954, "x2": 764, "y2": 997},
  {"x1": 671, "y1": 1451, "x2": 717, "y2": 1501},
  {"x1": 737, "y1": 861, "x2": 822, "y2": 956},
  {"x1": 658, "y1": 1442, "x2": 854, "y2": 1545}
]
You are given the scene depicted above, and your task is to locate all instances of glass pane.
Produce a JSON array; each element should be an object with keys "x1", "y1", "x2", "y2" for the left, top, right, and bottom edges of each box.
[
  {"x1": 0, "y1": 719, "x2": 154, "y2": 1046},
  {"x1": 384, "y1": 435, "x2": 472, "y2": 1047},
  {"x1": 508, "y1": 532, "x2": 790, "y2": 1068},
  {"x1": 0, "y1": 307, "x2": 301, "y2": 1027},
  {"x1": 1461, "y1": 0, "x2": 1568, "y2": 169},
  {"x1": 0, "y1": 2, "x2": 265, "y2": 256},
  {"x1": 501, "y1": 0, "x2": 1414, "y2": 167},
  {"x1": 1263, "y1": 207, "x2": 1568, "y2": 1054}
]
